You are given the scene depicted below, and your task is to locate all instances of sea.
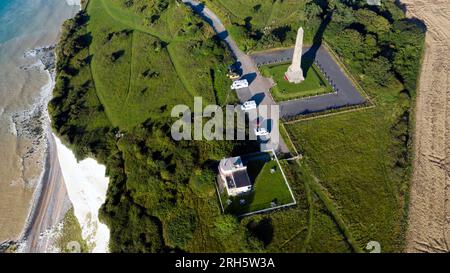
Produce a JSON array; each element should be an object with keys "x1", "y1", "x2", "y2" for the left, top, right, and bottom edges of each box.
[{"x1": 0, "y1": 0, "x2": 79, "y2": 242}]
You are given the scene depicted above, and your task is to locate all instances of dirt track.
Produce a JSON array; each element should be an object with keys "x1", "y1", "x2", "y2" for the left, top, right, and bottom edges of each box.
[{"x1": 404, "y1": 0, "x2": 450, "y2": 253}]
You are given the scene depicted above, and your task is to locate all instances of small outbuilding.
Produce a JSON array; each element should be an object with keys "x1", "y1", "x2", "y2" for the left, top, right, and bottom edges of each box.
[{"x1": 218, "y1": 156, "x2": 252, "y2": 196}]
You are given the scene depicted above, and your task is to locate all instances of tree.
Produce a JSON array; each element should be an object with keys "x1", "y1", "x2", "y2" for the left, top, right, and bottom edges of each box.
[
  {"x1": 364, "y1": 57, "x2": 393, "y2": 86},
  {"x1": 354, "y1": 9, "x2": 390, "y2": 37},
  {"x1": 390, "y1": 20, "x2": 425, "y2": 92},
  {"x1": 305, "y1": 2, "x2": 323, "y2": 20}
]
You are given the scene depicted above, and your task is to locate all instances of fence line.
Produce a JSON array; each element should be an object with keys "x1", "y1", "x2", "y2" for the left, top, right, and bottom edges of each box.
[
  {"x1": 239, "y1": 202, "x2": 297, "y2": 217},
  {"x1": 284, "y1": 103, "x2": 376, "y2": 125}
]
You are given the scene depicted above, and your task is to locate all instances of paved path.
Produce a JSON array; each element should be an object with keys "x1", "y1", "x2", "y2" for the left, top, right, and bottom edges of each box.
[
  {"x1": 182, "y1": 1, "x2": 274, "y2": 103},
  {"x1": 251, "y1": 47, "x2": 367, "y2": 118},
  {"x1": 183, "y1": 0, "x2": 290, "y2": 154},
  {"x1": 21, "y1": 129, "x2": 71, "y2": 252}
]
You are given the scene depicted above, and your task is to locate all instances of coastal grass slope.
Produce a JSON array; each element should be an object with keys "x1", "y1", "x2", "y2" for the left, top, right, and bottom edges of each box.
[{"x1": 86, "y1": 0, "x2": 233, "y2": 129}]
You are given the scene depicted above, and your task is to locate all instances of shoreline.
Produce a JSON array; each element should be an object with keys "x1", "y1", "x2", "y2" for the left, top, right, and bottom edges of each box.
[
  {"x1": 17, "y1": 0, "x2": 111, "y2": 252},
  {"x1": 19, "y1": 0, "x2": 84, "y2": 253},
  {"x1": 1, "y1": 0, "x2": 84, "y2": 252},
  {"x1": 13, "y1": 47, "x2": 71, "y2": 253}
]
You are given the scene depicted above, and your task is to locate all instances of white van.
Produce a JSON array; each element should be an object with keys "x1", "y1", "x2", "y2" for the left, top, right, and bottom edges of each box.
[
  {"x1": 231, "y1": 79, "x2": 249, "y2": 90},
  {"x1": 254, "y1": 127, "x2": 269, "y2": 136},
  {"x1": 240, "y1": 100, "x2": 257, "y2": 111},
  {"x1": 254, "y1": 127, "x2": 271, "y2": 143}
]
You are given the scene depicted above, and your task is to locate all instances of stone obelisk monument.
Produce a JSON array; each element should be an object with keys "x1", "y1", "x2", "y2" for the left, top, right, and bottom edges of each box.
[{"x1": 285, "y1": 27, "x2": 305, "y2": 83}]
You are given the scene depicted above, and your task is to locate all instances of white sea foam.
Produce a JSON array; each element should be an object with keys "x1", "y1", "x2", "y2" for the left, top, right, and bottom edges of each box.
[{"x1": 54, "y1": 135, "x2": 110, "y2": 253}]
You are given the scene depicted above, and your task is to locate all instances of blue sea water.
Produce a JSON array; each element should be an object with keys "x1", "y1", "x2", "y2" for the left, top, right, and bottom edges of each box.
[
  {"x1": 0, "y1": 0, "x2": 74, "y2": 44},
  {"x1": 0, "y1": 0, "x2": 15, "y2": 43},
  {"x1": 0, "y1": 0, "x2": 39, "y2": 43}
]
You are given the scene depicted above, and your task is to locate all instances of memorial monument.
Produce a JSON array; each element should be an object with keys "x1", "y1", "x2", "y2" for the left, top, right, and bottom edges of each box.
[{"x1": 285, "y1": 27, "x2": 305, "y2": 84}]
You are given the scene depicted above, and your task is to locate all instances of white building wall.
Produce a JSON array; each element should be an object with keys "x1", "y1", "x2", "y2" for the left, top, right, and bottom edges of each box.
[{"x1": 227, "y1": 185, "x2": 252, "y2": 196}]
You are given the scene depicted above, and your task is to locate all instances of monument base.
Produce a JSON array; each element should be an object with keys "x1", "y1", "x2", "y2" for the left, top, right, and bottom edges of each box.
[{"x1": 284, "y1": 65, "x2": 304, "y2": 84}]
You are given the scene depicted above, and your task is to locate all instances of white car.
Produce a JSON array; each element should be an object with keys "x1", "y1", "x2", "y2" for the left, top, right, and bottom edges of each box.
[
  {"x1": 241, "y1": 100, "x2": 257, "y2": 111},
  {"x1": 254, "y1": 127, "x2": 270, "y2": 136},
  {"x1": 231, "y1": 79, "x2": 249, "y2": 90}
]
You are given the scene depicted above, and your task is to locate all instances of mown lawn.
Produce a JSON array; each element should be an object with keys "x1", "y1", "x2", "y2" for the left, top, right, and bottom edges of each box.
[
  {"x1": 223, "y1": 154, "x2": 295, "y2": 215},
  {"x1": 261, "y1": 63, "x2": 332, "y2": 101},
  {"x1": 251, "y1": 160, "x2": 294, "y2": 207}
]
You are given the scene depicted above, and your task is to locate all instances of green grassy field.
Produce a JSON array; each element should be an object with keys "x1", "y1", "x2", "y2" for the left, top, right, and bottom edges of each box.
[
  {"x1": 51, "y1": 0, "x2": 248, "y2": 252},
  {"x1": 261, "y1": 63, "x2": 332, "y2": 101},
  {"x1": 203, "y1": 0, "x2": 315, "y2": 51},
  {"x1": 205, "y1": 0, "x2": 307, "y2": 26},
  {"x1": 285, "y1": 86, "x2": 411, "y2": 252},
  {"x1": 84, "y1": 0, "x2": 234, "y2": 129},
  {"x1": 238, "y1": 159, "x2": 354, "y2": 252}
]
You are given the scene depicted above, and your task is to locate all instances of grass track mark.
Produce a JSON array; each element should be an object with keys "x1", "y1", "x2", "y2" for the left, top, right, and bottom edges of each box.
[{"x1": 296, "y1": 160, "x2": 363, "y2": 253}]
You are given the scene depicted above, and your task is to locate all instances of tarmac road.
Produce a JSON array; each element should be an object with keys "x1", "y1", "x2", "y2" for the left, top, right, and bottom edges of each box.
[
  {"x1": 183, "y1": 0, "x2": 367, "y2": 152},
  {"x1": 251, "y1": 47, "x2": 367, "y2": 118},
  {"x1": 183, "y1": 0, "x2": 290, "y2": 154}
]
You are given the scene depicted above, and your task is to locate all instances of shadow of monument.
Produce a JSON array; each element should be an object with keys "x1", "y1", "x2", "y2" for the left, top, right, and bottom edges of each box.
[
  {"x1": 302, "y1": 11, "x2": 333, "y2": 75},
  {"x1": 215, "y1": 30, "x2": 229, "y2": 41},
  {"x1": 262, "y1": 118, "x2": 273, "y2": 133}
]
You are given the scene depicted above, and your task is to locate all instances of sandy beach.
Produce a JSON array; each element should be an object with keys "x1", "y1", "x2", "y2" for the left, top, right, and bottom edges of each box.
[
  {"x1": 0, "y1": 0, "x2": 82, "y2": 252},
  {"x1": 19, "y1": 127, "x2": 71, "y2": 252},
  {"x1": 18, "y1": 0, "x2": 111, "y2": 253}
]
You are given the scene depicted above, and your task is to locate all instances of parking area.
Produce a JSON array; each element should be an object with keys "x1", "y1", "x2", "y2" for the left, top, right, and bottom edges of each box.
[
  {"x1": 251, "y1": 46, "x2": 367, "y2": 118},
  {"x1": 184, "y1": 0, "x2": 366, "y2": 155}
]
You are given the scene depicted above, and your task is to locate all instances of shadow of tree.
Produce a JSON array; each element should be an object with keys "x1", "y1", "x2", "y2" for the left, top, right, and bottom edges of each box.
[{"x1": 247, "y1": 218, "x2": 274, "y2": 246}]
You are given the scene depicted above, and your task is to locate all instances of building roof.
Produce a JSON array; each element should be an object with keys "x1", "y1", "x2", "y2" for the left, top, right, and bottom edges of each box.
[
  {"x1": 219, "y1": 156, "x2": 245, "y2": 173},
  {"x1": 232, "y1": 170, "x2": 252, "y2": 188}
]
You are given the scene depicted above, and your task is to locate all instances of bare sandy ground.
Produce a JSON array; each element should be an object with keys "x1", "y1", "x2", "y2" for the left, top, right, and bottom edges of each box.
[{"x1": 403, "y1": 0, "x2": 450, "y2": 253}]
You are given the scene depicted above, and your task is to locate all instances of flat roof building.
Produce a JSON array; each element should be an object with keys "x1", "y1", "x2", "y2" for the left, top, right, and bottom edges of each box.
[{"x1": 218, "y1": 156, "x2": 252, "y2": 196}]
